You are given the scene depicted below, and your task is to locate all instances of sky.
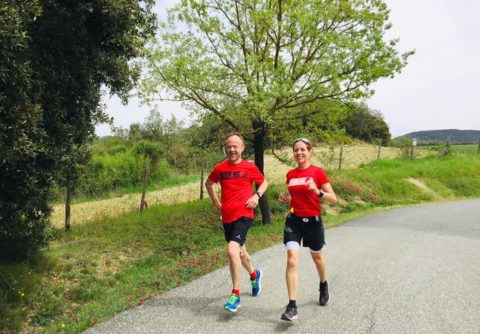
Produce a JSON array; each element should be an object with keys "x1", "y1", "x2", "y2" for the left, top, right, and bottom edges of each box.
[{"x1": 96, "y1": 0, "x2": 480, "y2": 138}]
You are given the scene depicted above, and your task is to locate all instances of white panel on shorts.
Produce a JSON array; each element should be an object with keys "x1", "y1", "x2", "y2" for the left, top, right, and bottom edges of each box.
[{"x1": 286, "y1": 241, "x2": 301, "y2": 250}]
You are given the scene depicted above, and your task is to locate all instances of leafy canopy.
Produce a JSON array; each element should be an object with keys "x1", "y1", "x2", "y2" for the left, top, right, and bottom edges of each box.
[{"x1": 143, "y1": 0, "x2": 412, "y2": 139}]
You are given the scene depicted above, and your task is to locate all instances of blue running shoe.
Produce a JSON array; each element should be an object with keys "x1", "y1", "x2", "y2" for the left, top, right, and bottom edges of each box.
[
  {"x1": 224, "y1": 293, "x2": 240, "y2": 312},
  {"x1": 250, "y1": 269, "x2": 262, "y2": 296}
]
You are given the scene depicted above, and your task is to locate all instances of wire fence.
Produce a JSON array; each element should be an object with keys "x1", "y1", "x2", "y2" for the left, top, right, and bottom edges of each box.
[{"x1": 50, "y1": 141, "x2": 480, "y2": 228}]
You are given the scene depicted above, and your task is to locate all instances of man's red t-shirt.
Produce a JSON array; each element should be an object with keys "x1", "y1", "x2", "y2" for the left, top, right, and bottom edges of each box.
[
  {"x1": 208, "y1": 160, "x2": 265, "y2": 224},
  {"x1": 286, "y1": 165, "x2": 330, "y2": 217}
]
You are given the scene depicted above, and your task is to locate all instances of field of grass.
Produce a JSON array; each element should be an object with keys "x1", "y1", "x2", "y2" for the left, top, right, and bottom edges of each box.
[
  {"x1": 50, "y1": 143, "x2": 428, "y2": 227},
  {"x1": 50, "y1": 177, "x2": 202, "y2": 228},
  {"x1": 451, "y1": 144, "x2": 479, "y2": 154},
  {"x1": 264, "y1": 143, "x2": 428, "y2": 183},
  {"x1": 2, "y1": 154, "x2": 479, "y2": 333}
]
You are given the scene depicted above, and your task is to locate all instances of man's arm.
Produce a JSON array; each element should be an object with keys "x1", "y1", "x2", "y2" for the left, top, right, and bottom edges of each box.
[
  {"x1": 245, "y1": 179, "x2": 269, "y2": 209},
  {"x1": 256, "y1": 179, "x2": 269, "y2": 198},
  {"x1": 205, "y1": 178, "x2": 221, "y2": 211}
]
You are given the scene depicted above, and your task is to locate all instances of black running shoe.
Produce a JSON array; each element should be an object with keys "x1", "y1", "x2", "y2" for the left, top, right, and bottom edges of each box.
[
  {"x1": 319, "y1": 281, "x2": 329, "y2": 306},
  {"x1": 280, "y1": 305, "x2": 298, "y2": 321}
]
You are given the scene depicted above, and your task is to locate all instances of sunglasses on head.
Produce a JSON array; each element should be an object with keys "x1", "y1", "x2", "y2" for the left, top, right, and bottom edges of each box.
[{"x1": 294, "y1": 137, "x2": 310, "y2": 144}]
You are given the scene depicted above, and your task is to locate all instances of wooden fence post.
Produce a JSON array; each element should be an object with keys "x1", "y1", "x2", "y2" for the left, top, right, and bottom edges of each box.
[
  {"x1": 445, "y1": 140, "x2": 451, "y2": 156},
  {"x1": 65, "y1": 183, "x2": 72, "y2": 230},
  {"x1": 192, "y1": 153, "x2": 197, "y2": 174},
  {"x1": 200, "y1": 158, "x2": 207, "y2": 200},
  {"x1": 410, "y1": 138, "x2": 417, "y2": 158},
  {"x1": 377, "y1": 139, "x2": 382, "y2": 160},
  {"x1": 338, "y1": 142, "x2": 344, "y2": 171},
  {"x1": 139, "y1": 165, "x2": 148, "y2": 212},
  {"x1": 200, "y1": 168, "x2": 204, "y2": 200}
]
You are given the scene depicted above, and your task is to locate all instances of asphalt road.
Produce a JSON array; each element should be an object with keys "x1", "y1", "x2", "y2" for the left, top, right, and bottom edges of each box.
[{"x1": 84, "y1": 199, "x2": 480, "y2": 334}]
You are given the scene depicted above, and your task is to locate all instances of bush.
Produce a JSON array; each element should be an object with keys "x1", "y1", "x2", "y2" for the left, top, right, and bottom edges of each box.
[
  {"x1": 70, "y1": 144, "x2": 173, "y2": 197},
  {"x1": 0, "y1": 253, "x2": 54, "y2": 333},
  {"x1": 390, "y1": 136, "x2": 412, "y2": 158},
  {"x1": 0, "y1": 151, "x2": 51, "y2": 259}
]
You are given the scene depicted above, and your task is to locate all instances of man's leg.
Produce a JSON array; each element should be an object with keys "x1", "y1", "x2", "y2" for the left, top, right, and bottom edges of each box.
[
  {"x1": 240, "y1": 245, "x2": 262, "y2": 296},
  {"x1": 223, "y1": 240, "x2": 242, "y2": 312},
  {"x1": 239, "y1": 245, "x2": 254, "y2": 273},
  {"x1": 227, "y1": 241, "x2": 242, "y2": 290}
]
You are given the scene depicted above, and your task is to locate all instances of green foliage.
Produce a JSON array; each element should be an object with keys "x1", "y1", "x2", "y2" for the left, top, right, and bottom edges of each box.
[
  {"x1": 450, "y1": 144, "x2": 478, "y2": 154},
  {"x1": 133, "y1": 140, "x2": 162, "y2": 161},
  {"x1": 0, "y1": 1, "x2": 51, "y2": 259},
  {"x1": 269, "y1": 99, "x2": 352, "y2": 147},
  {"x1": 402, "y1": 129, "x2": 480, "y2": 144},
  {"x1": 328, "y1": 155, "x2": 480, "y2": 214},
  {"x1": 0, "y1": 253, "x2": 56, "y2": 333},
  {"x1": 142, "y1": 0, "x2": 412, "y2": 170},
  {"x1": 390, "y1": 136, "x2": 412, "y2": 158},
  {"x1": 2, "y1": 154, "x2": 480, "y2": 332},
  {"x1": 438, "y1": 141, "x2": 453, "y2": 157},
  {"x1": 342, "y1": 103, "x2": 391, "y2": 144},
  {"x1": 1, "y1": 0, "x2": 156, "y2": 259},
  {"x1": 77, "y1": 149, "x2": 171, "y2": 197}
]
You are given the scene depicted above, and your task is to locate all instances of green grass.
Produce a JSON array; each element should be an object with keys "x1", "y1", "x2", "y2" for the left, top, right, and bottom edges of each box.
[
  {"x1": 451, "y1": 144, "x2": 478, "y2": 154},
  {"x1": 328, "y1": 154, "x2": 480, "y2": 211},
  {"x1": 1, "y1": 154, "x2": 480, "y2": 333}
]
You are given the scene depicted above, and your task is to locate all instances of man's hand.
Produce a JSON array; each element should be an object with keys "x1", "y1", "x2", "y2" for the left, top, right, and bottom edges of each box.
[{"x1": 245, "y1": 194, "x2": 260, "y2": 209}]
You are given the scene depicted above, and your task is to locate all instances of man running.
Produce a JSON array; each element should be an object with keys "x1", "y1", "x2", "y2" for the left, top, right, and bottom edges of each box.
[{"x1": 205, "y1": 132, "x2": 269, "y2": 312}]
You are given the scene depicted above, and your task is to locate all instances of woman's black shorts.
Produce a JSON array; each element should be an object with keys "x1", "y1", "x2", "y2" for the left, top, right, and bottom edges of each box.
[{"x1": 283, "y1": 212, "x2": 325, "y2": 252}]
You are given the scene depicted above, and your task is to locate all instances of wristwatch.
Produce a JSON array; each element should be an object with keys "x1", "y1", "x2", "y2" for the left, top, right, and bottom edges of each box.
[
  {"x1": 319, "y1": 189, "x2": 325, "y2": 198},
  {"x1": 256, "y1": 191, "x2": 263, "y2": 198}
]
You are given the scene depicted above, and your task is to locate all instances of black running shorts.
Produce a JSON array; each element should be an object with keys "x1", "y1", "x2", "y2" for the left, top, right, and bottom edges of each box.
[
  {"x1": 223, "y1": 216, "x2": 253, "y2": 246},
  {"x1": 283, "y1": 212, "x2": 325, "y2": 252}
]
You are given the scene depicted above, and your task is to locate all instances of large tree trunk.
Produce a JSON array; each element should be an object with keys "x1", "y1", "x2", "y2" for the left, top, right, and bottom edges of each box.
[{"x1": 253, "y1": 121, "x2": 271, "y2": 224}]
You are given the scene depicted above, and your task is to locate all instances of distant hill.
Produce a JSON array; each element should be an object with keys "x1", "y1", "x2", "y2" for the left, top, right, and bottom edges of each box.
[{"x1": 399, "y1": 129, "x2": 480, "y2": 144}]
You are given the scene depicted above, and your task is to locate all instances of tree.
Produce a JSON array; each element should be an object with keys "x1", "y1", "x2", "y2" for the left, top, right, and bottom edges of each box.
[
  {"x1": 342, "y1": 102, "x2": 391, "y2": 144},
  {"x1": 133, "y1": 141, "x2": 162, "y2": 212},
  {"x1": 0, "y1": 0, "x2": 156, "y2": 259},
  {"x1": 143, "y1": 0, "x2": 412, "y2": 223},
  {"x1": 56, "y1": 145, "x2": 91, "y2": 230},
  {"x1": 0, "y1": 1, "x2": 51, "y2": 259}
]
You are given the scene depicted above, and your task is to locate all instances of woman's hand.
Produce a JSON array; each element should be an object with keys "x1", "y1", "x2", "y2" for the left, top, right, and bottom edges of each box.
[
  {"x1": 306, "y1": 178, "x2": 320, "y2": 195},
  {"x1": 278, "y1": 192, "x2": 291, "y2": 204}
]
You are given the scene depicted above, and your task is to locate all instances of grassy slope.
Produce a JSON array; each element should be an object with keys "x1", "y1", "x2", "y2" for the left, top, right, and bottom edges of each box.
[{"x1": 1, "y1": 154, "x2": 480, "y2": 333}]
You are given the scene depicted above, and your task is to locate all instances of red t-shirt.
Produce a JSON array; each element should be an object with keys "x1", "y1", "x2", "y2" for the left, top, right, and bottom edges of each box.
[
  {"x1": 208, "y1": 160, "x2": 265, "y2": 224},
  {"x1": 286, "y1": 165, "x2": 330, "y2": 217}
]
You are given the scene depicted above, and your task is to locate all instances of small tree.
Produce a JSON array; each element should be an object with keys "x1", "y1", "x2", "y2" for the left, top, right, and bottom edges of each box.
[
  {"x1": 390, "y1": 136, "x2": 412, "y2": 158},
  {"x1": 56, "y1": 145, "x2": 91, "y2": 230},
  {"x1": 143, "y1": 0, "x2": 413, "y2": 223},
  {"x1": 134, "y1": 141, "x2": 161, "y2": 211}
]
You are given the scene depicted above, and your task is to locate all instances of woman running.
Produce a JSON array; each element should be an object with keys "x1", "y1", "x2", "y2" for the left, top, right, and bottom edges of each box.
[{"x1": 278, "y1": 137, "x2": 337, "y2": 321}]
